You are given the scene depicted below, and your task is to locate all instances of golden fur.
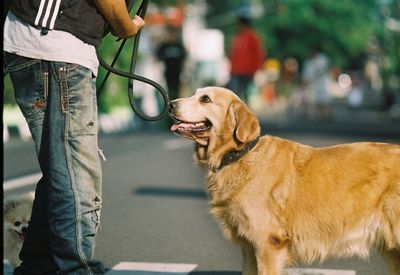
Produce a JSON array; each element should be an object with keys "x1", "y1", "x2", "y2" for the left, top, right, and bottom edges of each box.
[{"x1": 169, "y1": 87, "x2": 400, "y2": 275}]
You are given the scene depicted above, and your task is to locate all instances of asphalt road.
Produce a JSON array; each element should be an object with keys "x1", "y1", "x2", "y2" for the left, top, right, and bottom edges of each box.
[{"x1": 3, "y1": 128, "x2": 400, "y2": 275}]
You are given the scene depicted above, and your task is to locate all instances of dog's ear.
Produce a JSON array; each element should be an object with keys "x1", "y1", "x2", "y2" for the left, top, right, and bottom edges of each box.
[
  {"x1": 4, "y1": 199, "x2": 16, "y2": 215},
  {"x1": 231, "y1": 101, "x2": 260, "y2": 144}
]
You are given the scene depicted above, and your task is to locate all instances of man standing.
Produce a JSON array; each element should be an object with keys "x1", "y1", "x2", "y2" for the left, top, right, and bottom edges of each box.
[
  {"x1": 157, "y1": 27, "x2": 187, "y2": 100},
  {"x1": 3, "y1": 1, "x2": 145, "y2": 274},
  {"x1": 228, "y1": 16, "x2": 265, "y2": 104},
  {"x1": 302, "y1": 49, "x2": 332, "y2": 120}
]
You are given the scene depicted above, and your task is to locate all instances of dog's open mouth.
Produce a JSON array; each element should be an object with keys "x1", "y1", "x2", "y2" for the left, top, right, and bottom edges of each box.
[
  {"x1": 170, "y1": 117, "x2": 212, "y2": 133},
  {"x1": 15, "y1": 231, "x2": 26, "y2": 241}
]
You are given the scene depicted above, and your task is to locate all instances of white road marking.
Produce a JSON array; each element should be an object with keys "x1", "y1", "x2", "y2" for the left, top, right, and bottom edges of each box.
[
  {"x1": 286, "y1": 268, "x2": 356, "y2": 275},
  {"x1": 108, "y1": 262, "x2": 197, "y2": 273},
  {"x1": 3, "y1": 172, "x2": 41, "y2": 191},
  {"x1": 105, "y1": 262, "x2": 356, "y2": 275},
  {"x1": 162, "y1": 138, "x2": 193, "y2": 151}
]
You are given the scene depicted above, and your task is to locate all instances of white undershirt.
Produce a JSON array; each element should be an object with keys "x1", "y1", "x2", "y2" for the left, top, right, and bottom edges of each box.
[{"x1": 3, "y1": 12, "x2": 99, "y2": 76}]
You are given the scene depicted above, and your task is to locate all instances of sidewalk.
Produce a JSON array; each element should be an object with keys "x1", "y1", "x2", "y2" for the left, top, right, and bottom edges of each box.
[{"x1": 257, "y1": 105, "x2": 400, "y2": 138}]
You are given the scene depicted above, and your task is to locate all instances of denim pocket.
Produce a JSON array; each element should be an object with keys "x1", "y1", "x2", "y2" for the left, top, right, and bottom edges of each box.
[{"x1": 57, "y1": 63, "x2": 98, "y2": 136}]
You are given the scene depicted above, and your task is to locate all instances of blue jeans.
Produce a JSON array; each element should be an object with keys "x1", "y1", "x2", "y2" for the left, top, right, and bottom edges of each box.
[{"x1": 5, "y1": 53, "x2": 106, "y2": 275}]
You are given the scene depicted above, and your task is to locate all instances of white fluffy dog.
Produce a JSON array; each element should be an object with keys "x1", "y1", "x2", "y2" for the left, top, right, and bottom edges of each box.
[{"x1": 3, "y1": 192, "x2": 34, "y2": 268}]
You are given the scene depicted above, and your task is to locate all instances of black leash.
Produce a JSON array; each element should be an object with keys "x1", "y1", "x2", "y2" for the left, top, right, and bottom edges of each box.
[{"x1": 96, "y1": 0, "x2": 169, "y2": 121}]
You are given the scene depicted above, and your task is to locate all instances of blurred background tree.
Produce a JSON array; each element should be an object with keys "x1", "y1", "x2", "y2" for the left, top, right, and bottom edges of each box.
[
  {"x1": 377, "y1": 0, "x2": 400, "y2": 102},
  {"x1": 96, "y1": 36, "x2": 135, "y2": 114},
  {"x1": 206, "y1": 0, "x2": 382, "y2": 68}
]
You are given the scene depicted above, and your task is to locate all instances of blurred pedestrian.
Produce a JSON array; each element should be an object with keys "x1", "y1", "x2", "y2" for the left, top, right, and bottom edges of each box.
[
  {"x1": 157, "y1": 27, "x2": 187, "y2": 100},
  {"x1": 228, "y1": 16, "x2": 265, "y2": 104},
  {"x1": 3, "y1": 0, "x2": 145, "y2": 274},
  {"x1": 302, "y1": 49, "x2": 332, "y2": 119},
  {"x1": 291, "y1": 79, "x2": 310, "y2": 118}
]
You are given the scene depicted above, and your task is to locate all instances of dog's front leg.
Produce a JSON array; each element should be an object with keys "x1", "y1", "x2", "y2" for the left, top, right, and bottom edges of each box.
[
  {"x1": 255, "y1": 250, "x2": 282, "y2": 275},
  {"x1": 241, "y1": 241, "x2": 257, "y2": 275},
  {"x1": 254, "y1": 235, "x2": 290, "y2": 275}
]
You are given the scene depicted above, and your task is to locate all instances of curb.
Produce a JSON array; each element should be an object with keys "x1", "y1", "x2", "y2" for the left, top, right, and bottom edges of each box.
[{"x1": 260, "y1": 119, "x2": 400, "y2": 139}]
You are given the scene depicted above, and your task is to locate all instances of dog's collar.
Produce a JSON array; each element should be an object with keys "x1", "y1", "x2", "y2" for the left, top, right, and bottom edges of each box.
[{"x1": 212, "y1": 136, "x2": 260, "y2": 172}]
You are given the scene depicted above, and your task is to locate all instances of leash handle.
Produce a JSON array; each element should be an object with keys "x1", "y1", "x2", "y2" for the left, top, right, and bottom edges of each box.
[{"x1": 97, "y1": 0, "x2": 170, "y2": 121}]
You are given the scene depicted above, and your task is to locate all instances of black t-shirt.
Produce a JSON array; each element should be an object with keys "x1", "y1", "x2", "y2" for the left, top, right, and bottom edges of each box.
[
  {"x1": 157, "y1": 42, "x2": 186, "y2": 75},
  {"x1": 9, "y1": 0, "x2": 107, "y2": 48}
]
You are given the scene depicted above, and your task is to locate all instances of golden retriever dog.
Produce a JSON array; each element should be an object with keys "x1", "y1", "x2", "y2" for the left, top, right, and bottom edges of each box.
[
  {"x1": 169, "y1": 87, "x2": 400, "y2": 275},
  {"x1": 4, "y1": 191, "x2": 35, "y2": 268}
]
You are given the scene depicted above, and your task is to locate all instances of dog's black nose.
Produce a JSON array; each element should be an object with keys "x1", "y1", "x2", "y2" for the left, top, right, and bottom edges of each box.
[
  {"x1": 21, "y1": 226, "x2": 28, "y2": 234},
  {"x1": 168, "y1": 101, "x2": 178, "y2": 113}
]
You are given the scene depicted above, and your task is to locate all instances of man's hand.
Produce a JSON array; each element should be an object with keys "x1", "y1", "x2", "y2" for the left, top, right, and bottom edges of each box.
[{"x1": 95, "y1": 0, "x2": 145, "y2": 38}]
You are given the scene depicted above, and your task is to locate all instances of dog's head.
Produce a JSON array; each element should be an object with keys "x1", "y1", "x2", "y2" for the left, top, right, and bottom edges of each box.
[
  {"x1": 169, "y1": 87, "x2": 260, "y2": 169},
  {"x1": 3, "y1": 192, "x2": 34, "y2": 241}
]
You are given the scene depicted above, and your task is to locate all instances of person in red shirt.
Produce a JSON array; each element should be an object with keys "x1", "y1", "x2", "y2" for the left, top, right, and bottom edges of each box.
[{"x1": 228, "y1": 16, "x2": 265, "y2": 104}]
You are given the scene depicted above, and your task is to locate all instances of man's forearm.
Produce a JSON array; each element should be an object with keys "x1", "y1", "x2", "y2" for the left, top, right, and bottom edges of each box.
[{"x1": 95, "y1": 0, "x2": 145, "y2": 38}]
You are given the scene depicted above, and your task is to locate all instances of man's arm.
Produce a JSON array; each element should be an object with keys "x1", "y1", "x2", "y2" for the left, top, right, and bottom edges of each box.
[{"x1": 95, "y1": 0, "x2": 145, "y2": 38}]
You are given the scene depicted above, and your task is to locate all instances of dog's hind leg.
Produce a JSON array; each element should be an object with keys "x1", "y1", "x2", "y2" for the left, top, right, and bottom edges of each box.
[{"x1": 381, "y1": 249, "x2": 400, "y2": 275}]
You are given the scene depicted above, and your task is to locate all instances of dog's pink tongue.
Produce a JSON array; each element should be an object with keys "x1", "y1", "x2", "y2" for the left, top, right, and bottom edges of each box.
[
  {"x1": 171, "y1": 124, "x2": 180, "y2": 131},
  {"x1": 171, "y1": 123, "x2": 192, "y2": 131}
]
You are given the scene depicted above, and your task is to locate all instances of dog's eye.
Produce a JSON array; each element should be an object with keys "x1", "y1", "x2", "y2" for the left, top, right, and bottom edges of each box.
[
  {"x1": 200, "y1": 95, "x2": 211, "y2": 103},
  {"x1": 14, "y1": 221, "x2": 21, "y2": 227}
]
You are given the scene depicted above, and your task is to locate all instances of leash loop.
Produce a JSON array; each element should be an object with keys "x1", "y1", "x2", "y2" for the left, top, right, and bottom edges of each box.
[{"x1": 97, "y1": 0, "x2": 169, "y2": 121}]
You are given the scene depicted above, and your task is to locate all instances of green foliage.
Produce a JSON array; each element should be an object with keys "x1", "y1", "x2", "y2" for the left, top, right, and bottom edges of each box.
[
  {"x1": 3, "y1": 75, "x2": 16, "y2": 106},
  {"x1": 151, "y1": 0, "x2": 181, "y2": 7},
  {"x1": 265, "y1": 0, "x2": 378, "y2": 67},
  {"x1": 379, "y1": 0, "x2": 400, "y2": 86},
  {"x1": 97, "y1": 35, "x2": 144, "y2": 113}
]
